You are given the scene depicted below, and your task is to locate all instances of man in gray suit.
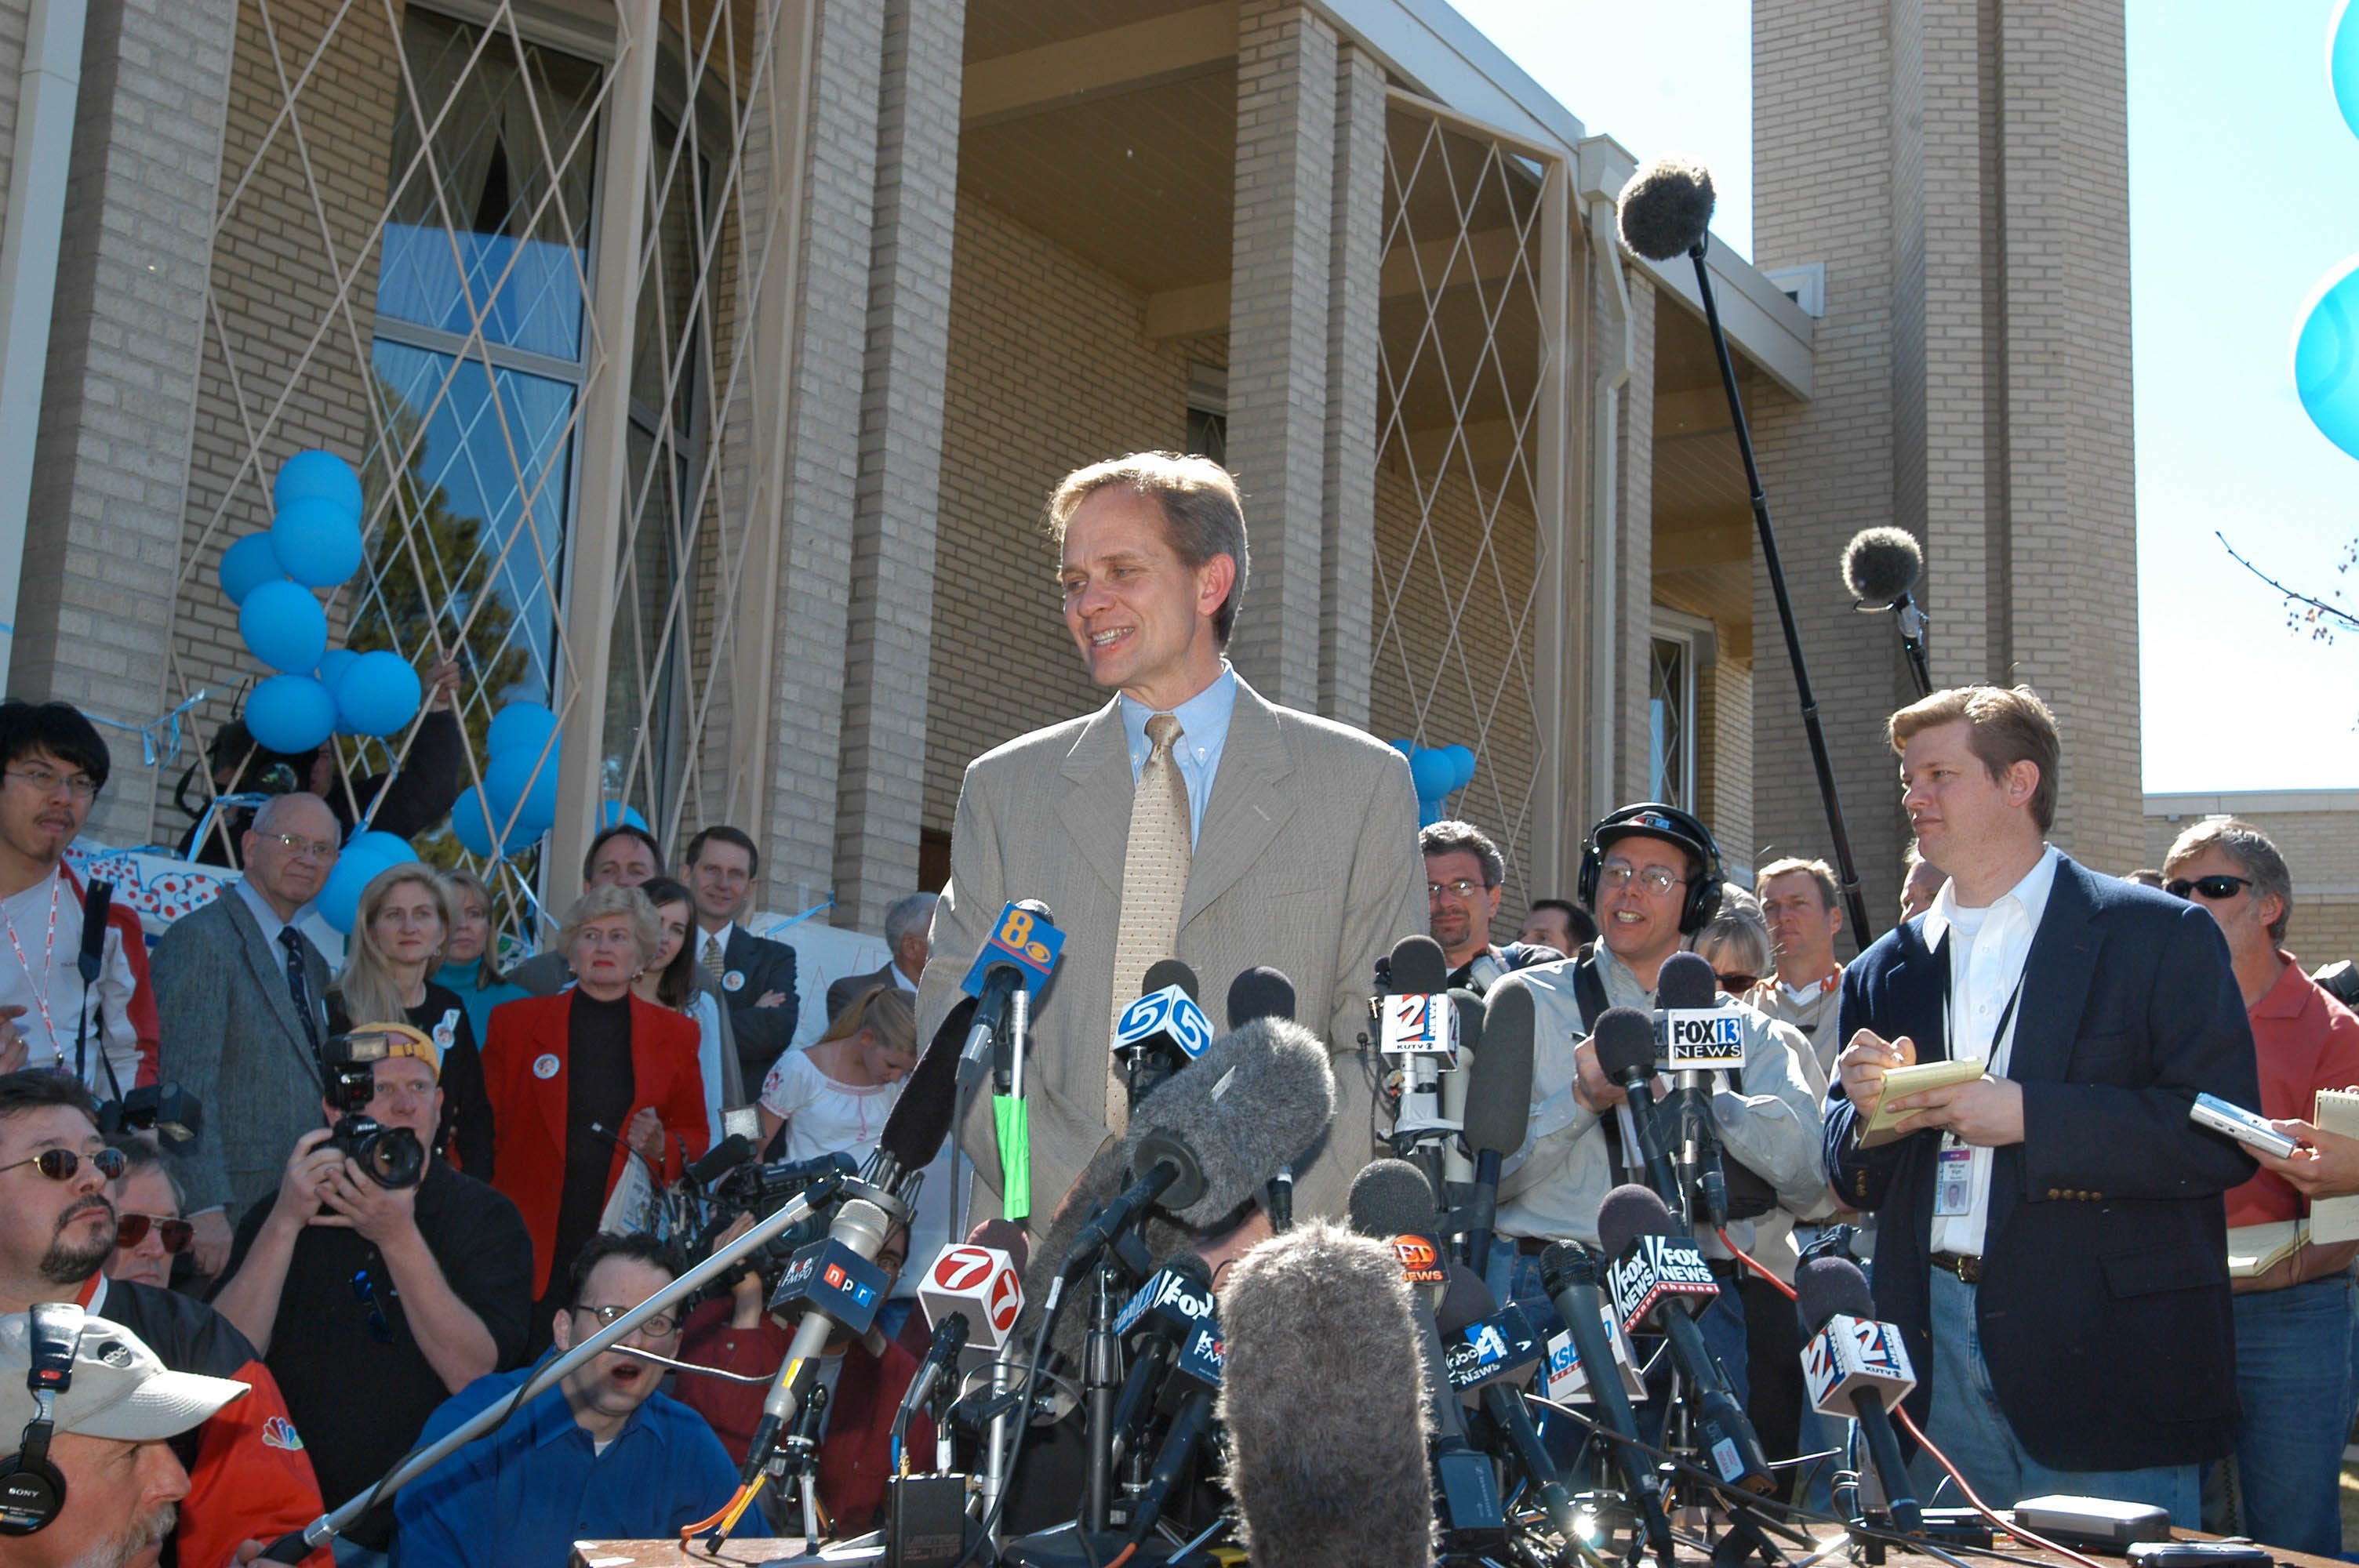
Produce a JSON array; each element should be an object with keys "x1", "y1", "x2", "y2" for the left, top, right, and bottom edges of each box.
[
  {"x1": 154, "y1": 793, "x2": 340, "y2": 1275},
  {"x1": 917, "y1": 453, "x2": 1424, "y2": 1232},
  {"x1": 824, "y1": 891, "x2": 935, "y2": 1023}
]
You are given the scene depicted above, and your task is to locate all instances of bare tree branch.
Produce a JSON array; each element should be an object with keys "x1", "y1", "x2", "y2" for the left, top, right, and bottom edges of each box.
[{"x1": 2215, "y1": 531, "x2": 2359, "y2": 640}]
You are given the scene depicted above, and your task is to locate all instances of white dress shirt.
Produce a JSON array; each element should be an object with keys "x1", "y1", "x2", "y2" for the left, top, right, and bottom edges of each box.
[{"x1": 1922, "y1": 843, "x2": 2060, "y2": 1256}]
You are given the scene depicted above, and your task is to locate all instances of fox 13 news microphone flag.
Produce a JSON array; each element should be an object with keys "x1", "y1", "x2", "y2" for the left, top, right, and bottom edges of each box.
[
  {"x1": 958, "y1": 899, "x2": 1063, "y2": 1222},
  {"x1": 1656, "y1": 951, "x2": 1743, "y2": 1227}
]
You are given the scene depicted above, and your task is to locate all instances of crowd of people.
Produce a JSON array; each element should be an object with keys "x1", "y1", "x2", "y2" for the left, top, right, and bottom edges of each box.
[{"x1": 5, "y1": 450, "x2": 2358, "y2": 1568}]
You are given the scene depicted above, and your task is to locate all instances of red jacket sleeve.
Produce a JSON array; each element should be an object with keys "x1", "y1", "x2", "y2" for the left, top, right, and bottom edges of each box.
[
  {"x1": 178, "y1": 1357, "x2": 332, "y2": 1568},
  {"x1": 113, "y1": 902, "x2": 160, "y2": 1088}
]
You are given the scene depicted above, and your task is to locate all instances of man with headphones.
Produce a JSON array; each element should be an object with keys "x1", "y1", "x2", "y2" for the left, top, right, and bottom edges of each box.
[
  {"x1": 2, "y1": 1304, "x2": 249, "y2": 1567},
  {"x1": 1487, "y1": 804, "x2": 1827, "y2": 1394}
]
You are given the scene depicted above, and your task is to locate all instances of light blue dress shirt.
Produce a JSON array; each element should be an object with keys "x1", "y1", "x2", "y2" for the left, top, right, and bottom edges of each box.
[{"x1": 1118, "y1": 663, "x2": 1237, "y2": 847}]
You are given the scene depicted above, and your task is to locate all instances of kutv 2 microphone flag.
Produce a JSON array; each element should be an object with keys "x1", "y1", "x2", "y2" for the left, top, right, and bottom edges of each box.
[
  {"x1": 1606, "y1": 1232, "x2": 1720, "y2": 1337},
  {"x1": 1115, "y1": 985, "x2": 1214, "y2": 1062},
  {"x1": 918, "y1": 1242, "x2": 1024, "y2": 1350},
  {"x1": 1802, "y1": 1313, "x2": 1917, "y2": 1418},
  {"x1": 959, "y1": 901, "x2": 1066, "y2": 999},
  {"x1": 1378, "y1": 990, "x2": 1461, "y2": 1063}
]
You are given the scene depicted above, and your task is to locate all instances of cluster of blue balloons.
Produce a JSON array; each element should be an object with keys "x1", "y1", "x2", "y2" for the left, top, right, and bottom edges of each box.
[
  {"x1": 1390, "y1": 739, "x2": 1476, "y2": 826},
  {"x1": 227, "y1": 453, "x2": 422, "y2": 754},
  {"x1": 450, "y1": 702, "x2": 567, "y2": 858},
  {"x1": 318, "y1": 829, "x2": 424, "y2": 935},
  {"x1": 2297, "y1": 6, "x2": 2359, "y2": 460}
]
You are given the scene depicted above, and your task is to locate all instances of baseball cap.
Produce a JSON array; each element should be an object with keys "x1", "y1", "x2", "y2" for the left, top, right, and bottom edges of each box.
[
  {"x1": 0, "y1": 1310, "x2": 248, "y2": 1448},
  {"x1": 1595, "y1": 806, "x2": 1716, "y2": 868}
]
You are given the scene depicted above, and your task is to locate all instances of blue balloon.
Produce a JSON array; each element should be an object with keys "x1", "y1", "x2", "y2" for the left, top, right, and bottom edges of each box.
[
  {"x1": 486, "y1": 701, "x2": 558, "y2": 759},
  {"x1": 244, "y1": 674, "x2": 337, "y2": 754},
  {"x1": 1389, "y1": 738, "x2": 1415, "y2": 757},
  {"x1": 596, "y1": 801, "x2": 650, "y2": 833},
  {"x1": 2295, "y1": 256, "x2": 2359, "y2": 461},
  {"x1": 450, "y1": 786, "x2": 498, "y2": 857},
  {"x1": 347, "y1": 829, "x2": 418, "y2": 867},
  {"x1": 317, "y1": 847, "x2": 394, "y2": 935},
  {"x1": 334, "y1": 651, "x2": 422, "y2": 738},
  {"x1": 271, "y1": 495, "x2": 364, "y2": 588},
  {"x1": 274, "y1": 450, "x2": 363, "y2": 523},
  {"x1": 218, "y1": 534, "x2": 285, "y2": 606},
  {"x1": 1443, "y1": 744, "x2": 1477, "y2": 792},
  {"x1": 240, "y1": 579, "x2": 328, "y2": 673},
  {"x1": 485, "y1": 743, "x2": 560, "y2": 834},
  {"x1": 1408, "y1": 747, "x2": 1456, "y2": 802},
  {"x1": 2335, "y1": 0, "x2": 2359, "y2": 141},
  {"x1": 318, "y1": 648, "x2": 358, "y2": 691}
]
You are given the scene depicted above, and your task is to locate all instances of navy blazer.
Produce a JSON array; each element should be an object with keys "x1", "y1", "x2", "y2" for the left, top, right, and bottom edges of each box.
[
  {"x1": 719, "y1": 925, "x2": 799, "y2": 1084},
  {"x1": 1823, "y1": 855, "x2": 2259, "y2": 1472}
]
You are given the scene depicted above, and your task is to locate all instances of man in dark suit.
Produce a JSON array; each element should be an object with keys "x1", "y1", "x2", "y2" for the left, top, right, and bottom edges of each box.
[
  {"x1": 824, "y1": 891, "x2": 936, "y2": 1024},
  {"x1": 1828, "y1": 685, "x2": 2259, "y2": 1521},
  {"x1": 1421, "y1": 819, "x2": 1562, "y2": 991},
  {"x1": 683, "y1": 826, "x2": 798, "y2": 1091},
  {"x1": 153, "y1": 793, "x2": 339, "y2": 1278}
]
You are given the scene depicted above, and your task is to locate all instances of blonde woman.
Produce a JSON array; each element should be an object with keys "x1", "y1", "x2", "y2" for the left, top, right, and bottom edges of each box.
[
  {"x1": 757, "y1": 986, "x2": 918, "y2": 1165},
  {"x1": 434, "y1": 866, "x2": 527, "y2": 1046},
  {"x1": 327, "y1": 863, "x2": 493, "y2": 1175}
]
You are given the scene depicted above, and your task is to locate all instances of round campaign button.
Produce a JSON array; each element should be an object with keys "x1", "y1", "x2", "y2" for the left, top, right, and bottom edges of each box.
[
  {"x1": 723, "y1": 970, "x2": 745, "y2": 993},
  {"x1": 533, "y1": 1052, "x2": 561, "y2": 1080}
]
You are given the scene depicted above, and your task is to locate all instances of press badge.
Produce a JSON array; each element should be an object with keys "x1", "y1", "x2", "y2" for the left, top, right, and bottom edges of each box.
[{"x1": 1934, "y1": 1136, "x2": 1973, "y2": 1217}]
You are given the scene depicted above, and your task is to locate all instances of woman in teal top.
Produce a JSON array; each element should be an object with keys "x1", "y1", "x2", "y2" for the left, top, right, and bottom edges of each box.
[{"x1": 436, "y1": 866, "x2": 529, "y2": 1043}]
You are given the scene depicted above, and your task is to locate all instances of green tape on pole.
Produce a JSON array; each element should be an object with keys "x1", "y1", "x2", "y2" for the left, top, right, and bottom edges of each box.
[{"x1": 994, "y1": 1094, "x2": 1031, "y2": 1223}]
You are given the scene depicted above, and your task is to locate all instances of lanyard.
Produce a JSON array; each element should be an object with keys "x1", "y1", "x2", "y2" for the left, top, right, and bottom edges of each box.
[{"x1": 1, "y1": 870, "x2": 64, "y2": 1056}]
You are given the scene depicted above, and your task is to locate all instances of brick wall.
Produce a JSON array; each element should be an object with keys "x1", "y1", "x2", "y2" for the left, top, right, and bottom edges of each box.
[
  {"x1": 0, "y1": 0, "x2": 30, "y2": 263},
  {"x1": 2146, "y1": 793, "x2": 2359, "y2": 971}
]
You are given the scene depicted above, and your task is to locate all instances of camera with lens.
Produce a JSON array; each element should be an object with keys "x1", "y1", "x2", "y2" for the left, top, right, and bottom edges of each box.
[
  {"x1": 689, "y1": 1149, "x2": 859, "y2": 1301},
  {"x1": 97, "y1": 1083, "x2": 203, "y2": 1149},
  {"x1": 318, "y1": 1029, "x2": 427, "y2": 1190}
]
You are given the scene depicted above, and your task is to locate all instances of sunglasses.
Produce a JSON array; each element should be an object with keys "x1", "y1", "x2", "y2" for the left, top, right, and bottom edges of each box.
[
  {"x1": 0, "y1": 1147, "x2": 128, "y2": 1181},
  {"x1": 1716, "y1": 971, "x2": 1760, "y2": 993},
  {"x1": 116, "y1": 1212, "x2": 194, "y2": 1254},
  {"x1": 2166, "y1": 875, "x2": 2251, "y2": 902}
]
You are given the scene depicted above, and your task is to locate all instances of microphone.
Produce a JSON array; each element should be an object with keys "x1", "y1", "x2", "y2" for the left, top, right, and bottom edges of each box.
[
  {"x1": 1796, "y1": 1255, "x2": 1923, "y2": 1534},
  {"x1": 1598, "y1": 1184, "x2": 1773, "y2": 1495},
  {"x1": 686, "y1": 1134, "x2": 754, "y2": 1189},
  {"x1": 1656, "y1": 951, "x2": 1738, "y2": 1227},
  {"x1": 1539, "y1": 1240, "x2": 1675, "y2": 1561},
  {"x1": 1347, "y1": 1159, "x2": 1506, "y2": 1553},
  {"x1": 1459, "y1": 974, "x2": 1534, "y2": 1275},
  {"x1": 76, "y1": 878, "x2": 111, "y2": 985},
  {"x1": 1593, "y1": 1007, "x2": 1683, "y2": 1212},
  {"x1": 1226, "y1": 965, "x2": 1296, "y2": 1027},
  {"x1": 1107, "y1": 1251, "x2": 1216, "y2": 1468},
  {"x1": 1112, "y1": 958, "x2": 1212, "y2": 1108},
  {"x1": 1617, "y1": 154, "x2": 1716, "y2": 261},
  {"x1": 1841, "y1": 525, "x2": 1934, "y2": 697},
  {"x1": 895, "y1": 1308, "x2": 969, "y2": 1440},
  {"x1": 738, "y1": 1196, "x2": 899, "y2": 1486},
  {"x1": 915, "y1": 1235, "x2": 1025, "y2": 1353},
  {"x1": 1434, "y1": 1269, "x2": 1583, "y2": 1555},
  {"x1": 1381, "y1": 935, "x2": 1469, "y2": 1181},
  {"x1": 1116, "y1": 1253, "x2": 1224, "y2": 1548},
  {"x1": 1215, "y1": 1220, "x2": 1438, "y2": 1568},
  {"x1": 956, "y1": 899, "x2": 1061, "y2": 1093}
]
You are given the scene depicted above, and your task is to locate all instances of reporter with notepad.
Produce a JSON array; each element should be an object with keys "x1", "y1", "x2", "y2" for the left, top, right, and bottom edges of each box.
[{"x1": 2161, "y1": 818, "x2": 2359, "y2": 1555}]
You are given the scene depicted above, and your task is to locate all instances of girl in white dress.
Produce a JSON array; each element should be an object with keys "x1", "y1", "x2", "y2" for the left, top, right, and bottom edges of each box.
[{"x1": 757, "y1": 985, "x2": 917, "y2": 1163}]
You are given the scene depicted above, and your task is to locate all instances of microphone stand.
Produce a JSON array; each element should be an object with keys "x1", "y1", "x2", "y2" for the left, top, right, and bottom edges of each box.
[
  {"x1": 258, "y1": 1177, "x2": 853, "y2": 1560},
  {"x1": 1888, "y1": 593, "x2": 1933, "y2": 700},
  {"x1": 1685, "y1": 238, "x2": 1874, "y2": 947}
]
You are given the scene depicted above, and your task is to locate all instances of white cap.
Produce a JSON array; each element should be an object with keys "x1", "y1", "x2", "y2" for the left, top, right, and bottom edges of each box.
[{"x1": 0, "y1": 1309, "x2": 248, "y2": 1447}]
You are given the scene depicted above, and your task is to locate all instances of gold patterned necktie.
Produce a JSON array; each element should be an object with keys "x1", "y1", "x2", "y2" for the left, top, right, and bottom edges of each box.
[
  {"x1": 703, "y1": 932, "x2": 726, "y2": 981},
  {"x1": 1108, "y1": 713, "x2": 1191, "y2": 1132}
]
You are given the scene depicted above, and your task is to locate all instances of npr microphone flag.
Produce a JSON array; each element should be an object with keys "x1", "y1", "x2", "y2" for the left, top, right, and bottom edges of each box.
[
  {"x1": 768, "y1": 1236, "x2": 892, "y2": 1334},
  {"x1": 960, "y1": 901, "x2": 1065, "y2": 999}
]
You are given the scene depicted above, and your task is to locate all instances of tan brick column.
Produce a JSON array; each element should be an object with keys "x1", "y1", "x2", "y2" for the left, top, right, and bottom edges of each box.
[{"x1": 1318, "y1": 42, "x2": 1383, "y2": 728}]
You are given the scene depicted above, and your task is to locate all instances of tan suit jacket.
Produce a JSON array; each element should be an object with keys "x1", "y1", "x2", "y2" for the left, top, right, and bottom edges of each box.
[{"x1": 916, "y1": 676, "x2": 1425, "y2": 1235}]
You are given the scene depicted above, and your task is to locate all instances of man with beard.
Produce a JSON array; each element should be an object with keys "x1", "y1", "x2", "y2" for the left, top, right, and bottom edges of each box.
[
  {"x1": 0, "y1": 1072, "x2": 328, "y2": 1567},
  {"x1": 2, "y1": 1305, "x2": 254, "y2": 1568}
]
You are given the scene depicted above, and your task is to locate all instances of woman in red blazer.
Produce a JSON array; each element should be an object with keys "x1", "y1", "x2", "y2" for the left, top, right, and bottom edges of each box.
[{"x1": 481, "y1": 884, "x2": 710, "y2": 1338}]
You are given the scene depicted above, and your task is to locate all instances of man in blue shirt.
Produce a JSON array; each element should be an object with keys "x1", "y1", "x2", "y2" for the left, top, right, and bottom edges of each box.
[{"x1": 394, "y1": 1233, "x2": 760, "y2": 1564}]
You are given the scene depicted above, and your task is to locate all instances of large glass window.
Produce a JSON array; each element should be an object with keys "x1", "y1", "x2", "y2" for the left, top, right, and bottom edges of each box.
[{"x1": 1649, "y1": 633, "x2": 1693, "y2": 811}]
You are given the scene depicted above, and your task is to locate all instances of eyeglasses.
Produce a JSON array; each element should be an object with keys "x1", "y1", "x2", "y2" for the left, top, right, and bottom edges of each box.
[
  {"x1": 0, "y1": 1147, "x2": 128, "y2": 1181},
  {"x1": 4, "y1": 765, "x2": 98, "y2": 801},
  {"x1": 2167, "y1": 874, "x2": 2252, "y2": 902},
  {"x1": 1426, "y1": 878, "x2": 1492, "y2": 900},
  {"x1": 1715, "y1": 972, "x2": 1760, "y2": 993},
  {"x1": 116, "y1": 1212, "x2": 194, "y2": 1254},
  {"x1": 1599, "y1": 862, "x2": 1688, "y2": 895},
  {"x1": 350, "y1": 1266, "x2": 393, "y2": 1345},
  {"x1": 572, "y1": 1303, "x2": 678, "y2": 1338},
  {"x1": 258, "y1": 831, "x2": 339, "y2": 862}
]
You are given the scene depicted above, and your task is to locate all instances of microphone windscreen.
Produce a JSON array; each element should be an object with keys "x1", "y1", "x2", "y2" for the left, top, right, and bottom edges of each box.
[
  {"x1": 1596, "y1": 1182, "x2": 1678, "y2": 1261},
  {"x1": 1461, "y1": 975, "x2": 1534, "y2": 1156},
  {"x1": 1216, "y1": 1221, "x2": 1438, "y2": 1568},
  {"x1": 878, "y1": 995, "x2": 971, "y2": 1171},
  {"x1": 1617, "y1": 154, "x2": 1716, "y2": 261},
  {"x1": 1013, "y1": 898, "x2": 1056, "y2": 924},
  {"x1": 1592, "y1": 1007, "x2": 1657, "y2": 1082},
  {"x1": 966, "y1": 1217, "x2": 1031, "y2": 1277},
  {"x1": 1841, "y1": 525, "x2": 1924, "y2": 603},
  {"x1": 1447, "y1": 988, "x2": 1485, "y2": 1058},
  {"x1": 1387, "y1": 934, "x2": 1449, "y2": 996},
  {"x1": 1226, "y1": 965, "x2": 1296, "y2": 1026},
  {"x1": 1656, "y1": 950, "x2": 1721, "y2": 1011},
  {"x1": 1434, "y1": 1262, "x2": 1498, "y2": 1335},
  {"x1": 82, "y1": 880, "x2": 113, "y2": 956},
  {"x1": 1143, "y1": 958, "x2": 1200, "y2": 1000},
  {"x1": 685, "y1": 1134, "x2": 754, "y2": 1187},
  {"x1": 1126, "y1": 1016, "x2": 1336, "y2": 1228},
  {"x1": 1537, "y1": 1239, "x2": 1600, "y2": 1296},
  {"x1": 1345, "y1": 1158, "x2": 1441, "y2": 1243},
  {"x1": 1794, "y1": 1255, "x2": 1878, "y2": 1334}
]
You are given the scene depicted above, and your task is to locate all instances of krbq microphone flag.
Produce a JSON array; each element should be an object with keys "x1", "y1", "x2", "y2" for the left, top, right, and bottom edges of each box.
[{"x1": 968, "y1": 902, "x2": 1063, "y2": 1221}]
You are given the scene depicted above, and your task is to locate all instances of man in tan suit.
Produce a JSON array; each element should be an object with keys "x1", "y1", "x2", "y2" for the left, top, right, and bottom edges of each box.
[{"x1": 917, "y1": 453, "x2": 1424, "y2": 1234}]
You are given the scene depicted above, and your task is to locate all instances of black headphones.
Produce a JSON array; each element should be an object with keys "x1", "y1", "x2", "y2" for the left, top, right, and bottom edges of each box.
[
  {"x1": 1576, "y1": 802, "x2": 1727, "y2": 936},
  {"x1": 0, "y1": 1302, "x2": 79, "y2": 1536}
]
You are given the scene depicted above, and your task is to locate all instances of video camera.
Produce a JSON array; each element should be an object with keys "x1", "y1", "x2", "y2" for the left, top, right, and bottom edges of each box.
[
  {"x1": 96, "y1": 1083, "x2": 202, "y2": 1149},
  {"x1": 318, "y1": 1029, "x2": 426, "y2": 1189},
  {"x1": 685, "y1": 1149, "x2": 859, "y2": 1303}
]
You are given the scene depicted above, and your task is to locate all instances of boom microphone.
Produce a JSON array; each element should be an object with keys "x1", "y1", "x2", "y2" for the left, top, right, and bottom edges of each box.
[
  {"x1": 1841, "y1": 527, "x2": 1923, "y2": 604},
  {"x1": 1539, "y1": 1240, "x2": 1675, "y2": 1561},
  {"x1": 1459, "y1": 974, "x2": 1533, "y2": 1274},
  {"x1": 865, "y1": 994, "x2": 965, "y2": 1199},
  {"x1": 1598, "y1": 1185, "x2": 1772, "y2": 1495},
  {"x1": 1796, "y1": 1255, "x2": 1922, "y2": 1534},
  {"x1": 1216, "y1": 1221, "x2": 1438, "y2": 1568},
  {"x1": 76, "y1": 878, "x2": 111, "y2": 985},
  {"x1": 1594, "y1": 1007, "x2": 1683, "y2": 1212},
  {"x1": 1617, "y1": 154, "x2": 1715, "y2": 261},
  {"x1": 686, "y1": 1134, "x2": 755, "y2": 1189}
]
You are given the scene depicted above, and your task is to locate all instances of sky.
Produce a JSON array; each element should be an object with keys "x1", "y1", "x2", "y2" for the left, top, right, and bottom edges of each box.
[{"x1": 1452, "y1": 0, "x2": 2359, "y2": 797}]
